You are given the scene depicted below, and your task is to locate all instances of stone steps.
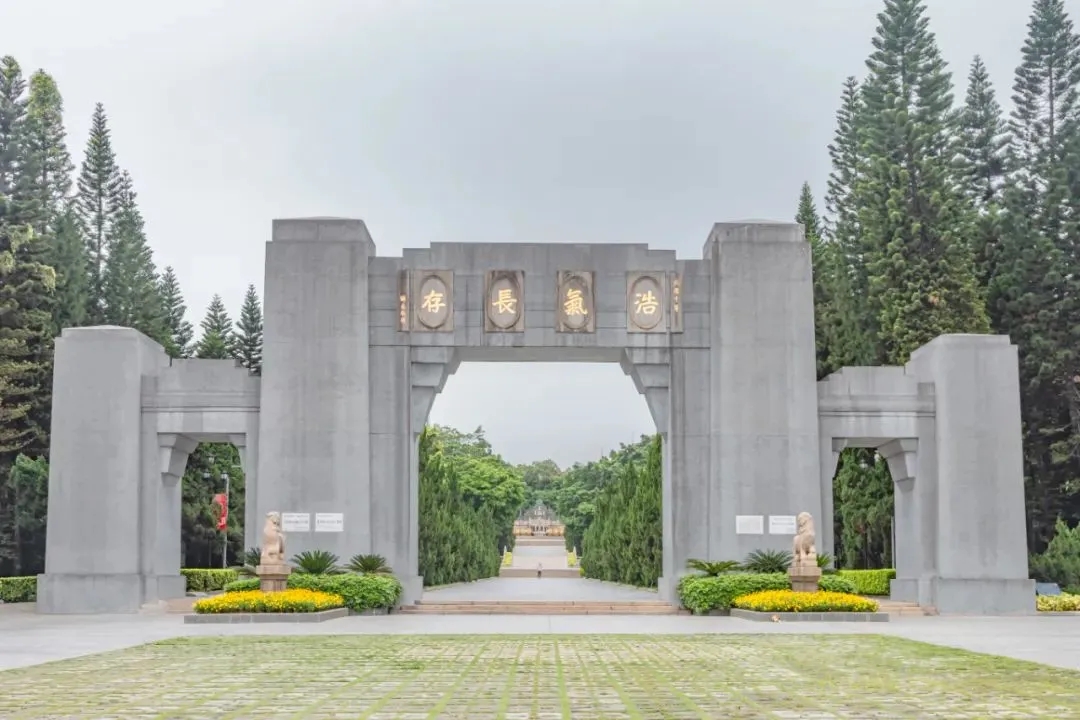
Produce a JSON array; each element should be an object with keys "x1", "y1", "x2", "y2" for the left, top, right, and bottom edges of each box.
[
  {"x1": 399, "y1": 600, "x2": 684, "y2": 615},
  {"x1": 872, "y1": 599, "x2": 938, "y2": 616},
  {"x1": 499, "y1": 568, "x2": 580, "y2": 578}
]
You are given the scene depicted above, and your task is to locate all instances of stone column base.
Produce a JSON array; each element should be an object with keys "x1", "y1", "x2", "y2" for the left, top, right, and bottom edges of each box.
[
  {"x1": 256, "y1": 564, "x2": 291, "y2": 593},
  {"x1": 397, "y1": 574, "x2": 424, "y2": 606},
  {"x1": 789, "y1": 566, "x2": 822, "y2": 593},
  {"x1": 36, "y1": 573, "x2": 143, "y2": 614},
  {"x1": 930, "y1": 578, "x2": 1035, "y2": 615}
]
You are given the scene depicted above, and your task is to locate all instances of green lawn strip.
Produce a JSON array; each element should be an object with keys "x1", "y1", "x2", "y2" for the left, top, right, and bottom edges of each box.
[
  {"x1": 553, "y1": 638, "x2": 573, "y2": 720},
  {"x1": 1, "y1": 634, "x2": 1078, "y2": 718},
  {"x1": 494, "y1": 635, "x2": 527, "y2": 719},
  {"x1": 422, "y1": 637, "x2": 492, "y2": 719}
]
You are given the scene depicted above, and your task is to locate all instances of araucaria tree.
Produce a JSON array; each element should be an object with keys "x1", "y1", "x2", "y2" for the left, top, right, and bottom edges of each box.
[
  {"x1": 856, "y1": 0, "x2": 988, "y2": 366},
  {"x1": 235, "y1": 284, "x2": 263, "y2": 374}
]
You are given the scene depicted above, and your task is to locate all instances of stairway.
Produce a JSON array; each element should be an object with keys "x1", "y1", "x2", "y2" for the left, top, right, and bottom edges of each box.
[
  {"x1": 398, "y1": 600, "x2": 686, "y2": 615},
  {"x1": 873, "y1": 598, "x2": 938, "y2": 616}
]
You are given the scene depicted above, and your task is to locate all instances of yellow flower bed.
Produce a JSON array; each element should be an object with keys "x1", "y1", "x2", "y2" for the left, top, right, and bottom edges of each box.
[
  {"x1": 1037, "y1": 593, "x2": 1080, "y2": 612},
  {"x1": 193, "y1": 589, "x2": 344, "y2": 614},
  {"x1": 503, "y1": 552, "x2": 513, "y2": 566},
  {"x1": 732, "y1": 589, "x2": 879, "y2": 613},
  {"x1": 567, "y1": 550, "x2": 578, "y2": 568}
]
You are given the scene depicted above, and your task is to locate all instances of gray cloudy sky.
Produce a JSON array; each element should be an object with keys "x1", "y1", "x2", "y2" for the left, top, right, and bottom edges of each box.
[{"x1": 0, "y1": 0, "x2": 1060, "y2": 467}]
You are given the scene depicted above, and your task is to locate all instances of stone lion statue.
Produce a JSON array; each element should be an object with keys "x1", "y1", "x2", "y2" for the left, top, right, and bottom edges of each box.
[
  {"x1": 791, "y1": 511, "x2": 817, "y2": 569},
  {"x1": 260, "y1": 512, "x2": 285, "y2": 564}
]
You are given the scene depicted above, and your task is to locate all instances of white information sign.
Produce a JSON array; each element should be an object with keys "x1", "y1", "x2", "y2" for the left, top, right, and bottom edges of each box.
[
  {"x1": 315, "y1": 513, "x2": 344, "y2": 533},
  {"x1": 769, "y1": 515, "x2": 798, "y2": 535},
  {"x1": 281, "y1": 512, "x2": 310, "y2": 533},
  {"x1": 735, "y1": 515, "x2": 764, "y2": 535}
]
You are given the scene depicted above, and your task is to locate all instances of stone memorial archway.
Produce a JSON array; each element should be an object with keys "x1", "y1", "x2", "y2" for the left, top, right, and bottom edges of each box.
[{"x1": 36, "y1": 218, "x2": 1035, "y2": 614}]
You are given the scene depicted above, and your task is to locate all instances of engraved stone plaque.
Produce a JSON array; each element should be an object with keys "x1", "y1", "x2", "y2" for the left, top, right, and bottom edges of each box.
[
  {"x1": 485, "y1": 270, "x2": 524, "y2": 332},
  {"x1": 627, "y1": 272, "x2": 666, "y2": 333},
  {"x1": 669, "y1": 272, "x2": 683, "y2": 333},
  {"x1": 556, "y1": 271, "x2": 595, "y2": 333},
  {"x1": 412, "y1": 270, "x2": 454, "y2": 331},
  {"x1": 397, "y1": 270, "x2": 410, "y2": 332}
]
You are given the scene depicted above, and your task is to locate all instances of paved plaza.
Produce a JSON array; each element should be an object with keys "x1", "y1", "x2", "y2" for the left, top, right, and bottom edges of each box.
[
  {"x1": 424, "y1": 576, "x2": 659, "y2": 602},
  {"x1": 1, "y1": 628, "x2": 1078, "y2": 719}
]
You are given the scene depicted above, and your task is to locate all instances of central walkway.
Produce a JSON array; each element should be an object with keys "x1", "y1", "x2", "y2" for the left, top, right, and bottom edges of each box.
[{"x1": 422, "y1": 576, "x2": 659, "y2": 602}]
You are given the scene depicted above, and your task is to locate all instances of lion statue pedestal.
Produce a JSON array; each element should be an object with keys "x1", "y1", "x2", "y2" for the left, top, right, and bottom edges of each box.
[
  {"x1": 256, "y1": 511, "x2": 291, "y2": 593},
  {"x1": 788, "y1": 511, "x2": 822, "y2": 593}
]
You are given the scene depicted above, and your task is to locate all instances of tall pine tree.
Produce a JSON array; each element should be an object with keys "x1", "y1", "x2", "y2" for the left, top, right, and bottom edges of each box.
[
  {"x1": 957, "y1": 56, "x2": 1010, "y2": 287},
  {"x1": 0, "y1": 57, "x2": 27, "y2": 224},
  {"x1": 101, "y1": 170, "x2": 166, "y2": 342},
  {"x1": 194, "y1": 294, "x2": 234, "y2": 359},
  {"x1": 857, "y1": 0, "x2": 988, "y2": 366},
  {"x1": 159, "y1": 266, "x2": 193, "y2": 358},
  {"x1": 796, "y1": 182, "x2": 833, "y2": 379},
  {"x1": 235, "y1": 284, "x2": 262, "y2": 375},
  {"x1": 18, "y1": 70, "x2": 73, "y2": 236},
  {"x1": 998, "y1": 0, "x2": 1080, "y2": 550},
  {"x1": 74, "y1": 103, "x2": 122, "y2": 324}
]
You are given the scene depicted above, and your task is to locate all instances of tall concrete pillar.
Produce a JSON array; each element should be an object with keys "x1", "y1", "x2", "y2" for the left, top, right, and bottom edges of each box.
[
  {"x1": 257, "y1": 218, "x2": 376, "y2": 561},
  {"x1": 907, "y1": 335, "x2": 1035, "y2": 613},
  {"x1": 706, "y1": 222, "x2": 822, "y2": 561},
  {"x1": 37, "y1": 327, "x2": 170, "y2": 613}
]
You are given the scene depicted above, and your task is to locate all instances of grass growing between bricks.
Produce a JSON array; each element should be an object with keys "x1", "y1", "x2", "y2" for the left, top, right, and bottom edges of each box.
[{"x1": 0, "y1": 634, "x2": 1078, "y2": 719}]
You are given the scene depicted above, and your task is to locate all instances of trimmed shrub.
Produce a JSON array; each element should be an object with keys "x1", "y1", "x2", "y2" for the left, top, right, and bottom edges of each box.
[
  {"x1": 224, "y1": 577, "x2": 260, "y2": 593},
  {"x1": 0, "y1": 576, "x2": 36, "y2": 603},
  {"x1": 289, "y1": 573, "x2": 402, "y2": 611},
  {"x1": 818, "y1": 574, "x2": 857, "y2": 594},
  {"x1": 181, "y1": 569, "x2": 238, "y2": 592},
  {"x1": 677, "y1": 572, "x2": 858, "y2": 614},
  {"x1": 733, "y1": 589, "x2": 879, "y2": 613},
  {"x1": 678, "y1": 573, "x2": 788, "y2": 614},
  {"x1": 226, "y1": 573, "x2": 403, "y2": 610},
  {"x1": 836, "y1": 569, "x2": 896, "y2": 596},
  {"x1": 1037, "y1": 593, "x2": 1080, "y2": 612},
  {"x1": 194, "y1": 589, "x2": 343, "y2": 614}
]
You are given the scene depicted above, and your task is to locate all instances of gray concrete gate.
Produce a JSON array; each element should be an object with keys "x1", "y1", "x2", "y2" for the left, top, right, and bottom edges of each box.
[{"x1": 36, "y1": 219, "x2": 1035, "y2": 614}]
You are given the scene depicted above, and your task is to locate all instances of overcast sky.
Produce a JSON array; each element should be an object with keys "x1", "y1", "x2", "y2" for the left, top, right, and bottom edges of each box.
[{"x1": 0, "y1": 0, "x2": 1060, "y2": 467}]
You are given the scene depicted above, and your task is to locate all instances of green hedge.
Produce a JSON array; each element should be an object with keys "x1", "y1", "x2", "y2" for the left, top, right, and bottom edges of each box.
[
  {"x1": 224, "y1": 574, "x2": 403, "y2": 611},
  {"x1": 836, "y1": 569, "x2": 895, "y2": 596},
  {"x1": 181, "y1": 569, "x2": 239, "y2": 592},
  {"x1": 677, "y1": 572, "x2": 857, "y2": 614},
  {"x1": 0, "y1": 576, "x2": 36, "y2": 603}
]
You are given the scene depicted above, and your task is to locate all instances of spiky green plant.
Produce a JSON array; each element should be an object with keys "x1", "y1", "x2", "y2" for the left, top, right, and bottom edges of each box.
[
  {"x1": 742, "y1": 549, "x2": 793, "y2": 574},
  {"x1": 686, "y1": 559, "x2": 742, "y2": 576},
  {"x1": 346, "y1": 553, "x2": 393, "y2": 575},
  {"x1": 290, "y1": 550, "x2": 342, "y2": 575}
]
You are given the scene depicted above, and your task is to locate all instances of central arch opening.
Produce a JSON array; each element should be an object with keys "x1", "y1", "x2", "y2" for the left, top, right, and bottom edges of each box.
[{"x1": 418, "y1": 360, "x2": 662, "y2": 605}]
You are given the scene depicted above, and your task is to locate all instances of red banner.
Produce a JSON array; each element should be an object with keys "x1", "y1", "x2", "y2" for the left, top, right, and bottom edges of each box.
[{"x1": 212, "y1": 493, "x2": 228, "y2": 530}]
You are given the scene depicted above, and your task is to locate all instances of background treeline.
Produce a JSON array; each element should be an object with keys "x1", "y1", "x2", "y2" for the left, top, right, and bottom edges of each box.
[
  {"x1": 798, "y1": 0, "x2": 1080, "y2": 574},
  {"x1": 0, "y1": 53, "x2": 264, "y2": 575}
]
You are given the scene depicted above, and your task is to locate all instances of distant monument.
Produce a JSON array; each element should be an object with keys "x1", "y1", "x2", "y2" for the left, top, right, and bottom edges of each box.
[
  {"x1": 257, "y1": 511, "x2": 290, "y2": 592},
  {"x1": 513, "y1": 503, "x2": 565, "y2": 537},
  {"x1": 789, "y1": 511, "x2": 821, "y2": 593}
]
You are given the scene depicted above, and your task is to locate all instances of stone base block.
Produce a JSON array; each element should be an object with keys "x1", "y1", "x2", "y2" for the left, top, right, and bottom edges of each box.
[
  {"x1": 36, "y1": 573, "x2": 143, "y2": 614},
  {"x1": 351, "y1": 607, "x2": 389, "y2": 616},
  {"x1": 256, "y1": 564, "x2": 291, "y2": 593},
  {"x1": 789, "y1": 566, "x2": 822, "y2": 593},
  {"x1": 184, "y1": 607, "x2": 348, "y2": 624},
  {"x1": 930, "y1": 578, "x2": 1036, "y2": 615},
  {"x1": 398, "y1": 574, "x2": 423, "y2": 606},
  {"x1": 731, "y1": 608, "x2": 889, "y2": 623}
]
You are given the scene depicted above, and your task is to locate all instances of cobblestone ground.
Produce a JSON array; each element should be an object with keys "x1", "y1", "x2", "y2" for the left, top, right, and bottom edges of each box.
[{"x1": 0, "y1": 634, "x2": 1078, "y2": 719}]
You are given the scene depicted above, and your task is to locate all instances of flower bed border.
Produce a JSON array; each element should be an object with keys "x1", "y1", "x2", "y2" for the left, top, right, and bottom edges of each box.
[
  {"x1": 731, "y1": 608, "x2": 889, "y2": 623},
  {"x1": 184, "y1": 608, "x2": 348, "y2": 624}
]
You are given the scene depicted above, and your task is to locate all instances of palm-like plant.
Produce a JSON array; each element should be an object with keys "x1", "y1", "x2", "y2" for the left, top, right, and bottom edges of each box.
[
  {"x1": 232, "y1": 546, "x2": 263, "y2": 577},
  {"x1": 742, "y1": 549, "x2": 793, "y2": 574},
  {"x1": 290, "y1": 550, "x2": 342, "y2": 575},
  {"x1": 817, "y1": 553, "x2": 836, "y2": 573},
  {"x1": 686, "y1": 559, "x2": 742, "y2": 576},
  {"x1": 345, "y1": 553, "x2": 393, "y2": 574}
]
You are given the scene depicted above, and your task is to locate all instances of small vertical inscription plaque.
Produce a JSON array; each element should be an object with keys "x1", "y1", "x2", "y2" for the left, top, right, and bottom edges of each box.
[
  {"x1": 669, "y1": 272, "x2": 683, "y2": 333},
  {"x1": 626, "y1": 272, "x2": 667, "y2": 333},
  {"x1": 556, "y1": 271, "x2": 596, "y2": 333},
  {"x1": 485, "y1": 270, "x2": 525, "y2": 332},
  {"x1": 397, "y1": 270, "x2": 409, "y2": 332},
  {"x1": 411, "y1": 270, "x2": 454, "y2": 332}
]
